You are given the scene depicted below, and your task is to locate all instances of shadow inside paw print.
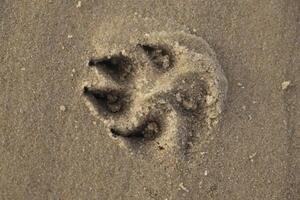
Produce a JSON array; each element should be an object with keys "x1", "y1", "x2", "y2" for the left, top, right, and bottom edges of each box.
[
  {"x1": 88, "y1": 54, "x2": 133, "y2": 82},
  {"x1": 138, "y1": 44, "x2": 175, "y2": 71},
  {"x1": 83, "y1": 31, "x2": 227, "y2": 157},
  {"x1": 83, "y1": 87, "x2": 127, "y2": 114},
  {"x1": 111, "y1": 120, "x2": 161, "y2": 140}
]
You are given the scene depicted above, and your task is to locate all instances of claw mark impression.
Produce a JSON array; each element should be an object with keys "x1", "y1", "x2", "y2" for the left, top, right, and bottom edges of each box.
[{"x1": 82, "y1": 31, "x2": 227, "y2": 157}]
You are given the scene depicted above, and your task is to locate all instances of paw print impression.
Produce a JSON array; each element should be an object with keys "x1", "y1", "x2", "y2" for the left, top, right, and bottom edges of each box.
[{"x1": 83, "y1": 32, "x2": 227, "y2": 157}]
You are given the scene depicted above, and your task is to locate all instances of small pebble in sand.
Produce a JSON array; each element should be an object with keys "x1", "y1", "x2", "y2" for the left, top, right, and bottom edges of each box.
[
  {"x1": 76, "y1": 1, "x2": 82, "y2": 8},
  {"x1": 204, "y1": 170, "x2": 208, "y2": 176},
  {"x1": 281, "y1": 81, "x2": 291, "y2": 90},
  {"x1": 121, "y1": 49, "x2": 126, "y2": 55},
  {"x1": 179, "y1": 183, "x2": 189, "y2": 192},
  {"x1": 237, "y1": 82, "x2": 245, "y2": 88},
  {"x1": 248, "y1": 114, "x2": 252, "y2": 120},
  {"x1": 59, "y1": 105, "x2": 66, "y2": 112},
  {"x1": 199, "y1": 181, "x2": 203, "y2": 189},
  {"x1": 21, "y1": 67, "x2": 25, "y2": 71},
  {"x1": 249, "y1": 152, "x2": 257, "y2": 162},
  {"x1": 71, "y1": 68, "x2": 76, "y2": 77},
  {"x1": 242, "y1": 105, "x2": 246, "y2": 110}
]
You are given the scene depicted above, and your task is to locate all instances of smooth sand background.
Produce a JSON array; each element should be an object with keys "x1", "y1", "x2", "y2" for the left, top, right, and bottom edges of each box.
[{"x1": 0, "y1": 0, "x2": 299, "y2": 199}]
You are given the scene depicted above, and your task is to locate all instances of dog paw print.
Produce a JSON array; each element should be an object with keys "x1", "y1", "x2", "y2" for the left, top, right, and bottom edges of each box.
[{"x1": 82, "y1": 32, "x2": 227, "y2": 156}]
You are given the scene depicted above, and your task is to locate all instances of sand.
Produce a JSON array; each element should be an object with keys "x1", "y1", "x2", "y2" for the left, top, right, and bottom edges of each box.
[{"x1": 0, "y1": 0, "x2": 299, "y2": 199}]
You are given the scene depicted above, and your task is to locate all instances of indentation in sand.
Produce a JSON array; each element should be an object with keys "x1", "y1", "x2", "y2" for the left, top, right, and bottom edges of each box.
[{"x1": 81, "y1": 17, "x2": 227, "y2": 158}]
